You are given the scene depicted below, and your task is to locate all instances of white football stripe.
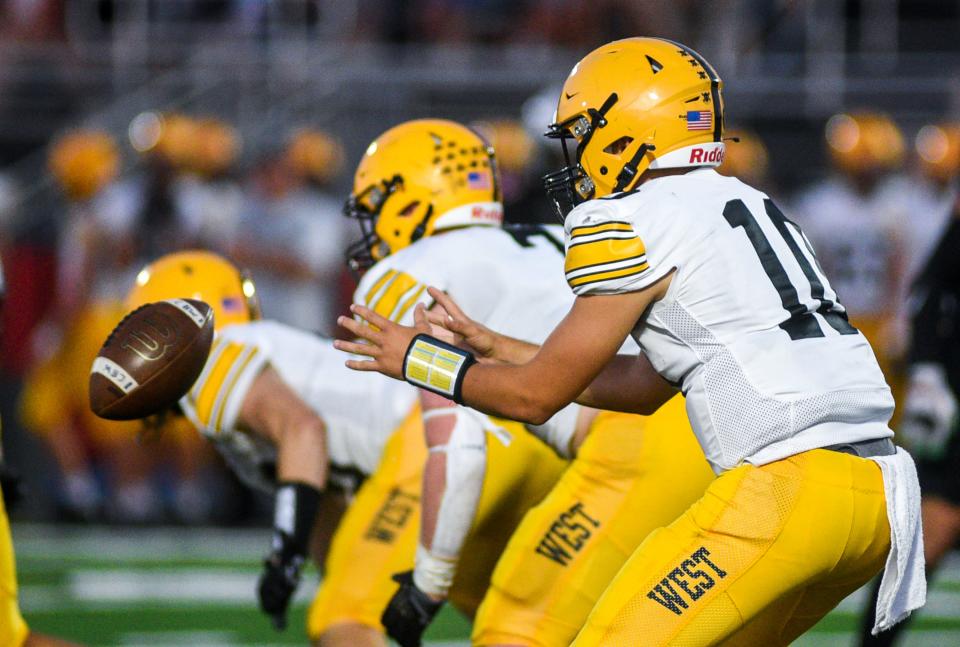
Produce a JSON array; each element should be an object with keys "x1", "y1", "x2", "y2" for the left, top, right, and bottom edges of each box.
[
  {"x1": 565, "y1": 254, "x2": 648, "y2": 281},
  {"x1": 167, "y1": 298, "x2": 208, "y2": 328},
  {"x1": 90, "y1": 357, "x2": 139, "y2": 394},
  {"x1": 568, "y1": 230, "x2": 638, "y2": 245}
]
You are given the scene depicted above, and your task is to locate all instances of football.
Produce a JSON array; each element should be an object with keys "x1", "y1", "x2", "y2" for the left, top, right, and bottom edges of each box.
[{"x1": 90, "y1": 299, "x2": 215, "y2": 420}]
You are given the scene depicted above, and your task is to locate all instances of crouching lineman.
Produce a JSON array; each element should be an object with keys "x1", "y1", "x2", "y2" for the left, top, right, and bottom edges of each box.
[
  {"x1": 338, "y1": 37, "x2": 926, "y2": 645},
  {"x1": 343, "y1": 118, "x2": 713, "y2": 646},
  {"x1": 117, "y1": 250, "x2": 566, "y2": 646}
]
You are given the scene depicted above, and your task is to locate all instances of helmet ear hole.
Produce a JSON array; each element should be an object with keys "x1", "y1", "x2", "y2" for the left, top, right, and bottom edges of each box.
[
  {"x1": 603, "y1": 136, "x2": 634, "y2": 156},
  {"x1": 399, "y1": 201, "x2": 420, "y2": 217}
]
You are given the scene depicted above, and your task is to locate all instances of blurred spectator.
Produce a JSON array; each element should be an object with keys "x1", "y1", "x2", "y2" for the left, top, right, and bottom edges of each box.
[
  {"x1": 473, "y1": 119, "x2": 534, "y2": 199},
  {"x1": 515, "y1": 0, "x2": 694, "y2": 48},
  {"x1": 46, "y1": 129, "x2": 128, "y2": 314},
  {"x1": 880, "y1": 122, "x2": 960, "y2": 287},
  {"x1": 718, "y1": 128, "x2": 772, "y2": 192},
  {"x1": 172, "y1": 117, "x2": 245, "y2": 253},
  {"x1": 0, "y1": 0, "x2": 65, "y2": 42},
  {"x1": 231, "y1": 129, "x2": 350, "y2": 334},
  {"x1": 791, "y1": 111, "x2": 909, "y2": 386},
  {"x1": 472, "y1": 118, "x2": 549, "y2": 223}
]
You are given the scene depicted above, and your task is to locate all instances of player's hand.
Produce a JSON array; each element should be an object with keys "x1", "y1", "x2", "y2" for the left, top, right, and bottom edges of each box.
[
  {"x1": 335, "y1": 304, "x2": 432, "y2": 379},
  {"x1": 900, "y1": 362, "x2": 958, "y2": 459},
  {"x1": 381, "y1": 571, "x2": 444, "y2": 647},
  {"x1": 423, "y1": 287, "x2": 500, "y2": 362},
  {"x1": 257, "y1": 536, "x2": 305, "y2": 631}
]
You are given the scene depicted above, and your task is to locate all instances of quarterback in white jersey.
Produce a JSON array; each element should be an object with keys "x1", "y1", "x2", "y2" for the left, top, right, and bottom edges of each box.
[
  {"x1": 340, "y1": 38, "x2": 925, "y2": 646},
  {"x1": 587, "y1": 168, "x2": 894, "y2": 472}
]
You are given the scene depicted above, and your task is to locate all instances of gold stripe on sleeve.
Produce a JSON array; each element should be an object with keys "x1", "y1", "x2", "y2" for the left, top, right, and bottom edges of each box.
[
  {"x1": 363, "y1": 269, "x2": 397, "y2": 307},
  {"x1": 371, "y1": 271, "x2": 421, "y2": 321},
  {"x1": 193, "y1": 341, "x2": 244, "y2": 426}
]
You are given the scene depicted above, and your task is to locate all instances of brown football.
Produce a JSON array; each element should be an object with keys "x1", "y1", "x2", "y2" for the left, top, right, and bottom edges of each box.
[{"x1": 90, "y1": 299, "x2": 214, "y2": 420}]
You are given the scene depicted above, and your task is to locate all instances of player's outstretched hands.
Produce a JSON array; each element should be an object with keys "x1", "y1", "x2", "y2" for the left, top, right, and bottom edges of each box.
[
  {"x1": 423, "y1": 287, "x2": 500, "y2": 362},
  {"x1": 335, "y1": 303, "x2": 432, "y2": 379}
]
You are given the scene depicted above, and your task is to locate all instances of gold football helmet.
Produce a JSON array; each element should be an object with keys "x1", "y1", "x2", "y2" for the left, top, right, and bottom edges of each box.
[
  {"x1": 915, "y1": 122, "x2": 960, "y2": 183},
  {"x1": 126, "y1": 251, "x2": 260, "y2": 330},
  {"x1": 153, "y1": 113, "x2": 199, "y2": 169},
  {"x1": 190, "y1": 118, "x2": 240, "y2": 177},
  {"x1": 286, "y1": 128, "x2": 346, "y2": 185},
  {"x1": 472, "y1": 119, "x2": 535, "y2": 174},
  {"x1": 544, "y1": 37, "x2": 725, "y2": 217},
  {"x1": 48, "y1": 129, "x2": 120, "y2": 201},
  {"x1": 825, "y1": 111, "x2": 904, "y2": 176},
  {"x1": 345, "y1": 119, "x2": 502, "y2": 270}
]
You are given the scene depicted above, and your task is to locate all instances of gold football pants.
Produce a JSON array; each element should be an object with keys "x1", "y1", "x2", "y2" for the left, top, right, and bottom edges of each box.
[
  {"x1": 307, "y1": 407, "x2": 565, "y2": 638},
  {"x1": 0, "y1": 492, "x2": 29, "y2": 647},
  {"x1": 572, "y1": 448, "x2": 891, "y2": 646},
  {"x1": 473, "y1": 395, "x2": 714, "y2": 646}
]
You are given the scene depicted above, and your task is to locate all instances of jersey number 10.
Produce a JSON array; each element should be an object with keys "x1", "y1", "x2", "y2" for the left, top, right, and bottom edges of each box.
[{"x1": 723, "y1": 198, "x2": 858, "y2": 341}]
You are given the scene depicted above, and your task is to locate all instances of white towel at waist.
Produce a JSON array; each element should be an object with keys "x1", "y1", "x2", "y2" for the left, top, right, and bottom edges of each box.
[{"x1": 870, "y1": 447, "x2": 926, "y2": 634}]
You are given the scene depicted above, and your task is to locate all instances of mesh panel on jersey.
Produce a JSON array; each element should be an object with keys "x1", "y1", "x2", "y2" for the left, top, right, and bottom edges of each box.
[
  {"x1": 701, "y1": 351, "x2": 791, "y2": 466},
  {"x1": 793, "y1": 389, "x2": 892, "y2": 431},
  {"x1": 658, "y1": 302, "x2": 891, "y2": 469}
]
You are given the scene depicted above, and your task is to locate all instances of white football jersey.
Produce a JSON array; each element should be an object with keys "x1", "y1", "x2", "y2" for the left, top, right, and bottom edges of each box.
[
  {"x1": 564, "y1": 169, "x2": 894, "y2": 473},
  {"x1": 179, "y1": 320, "x2": 417, "y2": 492},
  {"x1": 355, "y1": 225, "x2": 575, "y2": 343},
  {"x1": 355, "y1": 224, "x2": 632, "y2": 454}
]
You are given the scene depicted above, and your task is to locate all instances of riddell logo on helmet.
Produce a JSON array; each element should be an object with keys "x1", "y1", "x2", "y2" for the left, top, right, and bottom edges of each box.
[
  {"x1": 471, "y1": 206, "x2": 500, "y2": 221},
  {"x1": 689, "y1": 147, "x2": 725, "y2": 164}
]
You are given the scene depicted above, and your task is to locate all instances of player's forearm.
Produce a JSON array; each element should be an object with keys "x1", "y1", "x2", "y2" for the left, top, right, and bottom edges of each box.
[
  {"x1": 488, "y1": 334, "x2": 540, "y2": 365},
  {"x1": 276, "y1": 418, "x2": 330, "y2": 491},
  {"x1": 414, "y1": 397, "x2": 488, "y2": 599},
  {"x1": 576, "y1": 354, "x2": 677, "y2": 415},
  {"x1": 460, "y1": 361, "x2": 578, "y2": 425}
]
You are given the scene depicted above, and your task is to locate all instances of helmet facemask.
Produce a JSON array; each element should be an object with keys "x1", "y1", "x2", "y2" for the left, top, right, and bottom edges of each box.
[
  {"x1": 344, "y1": 174, "x2": 405, "y2": 272},
  {"x1": 543, "y1": 92, "x2": 657, "y2": 221}
]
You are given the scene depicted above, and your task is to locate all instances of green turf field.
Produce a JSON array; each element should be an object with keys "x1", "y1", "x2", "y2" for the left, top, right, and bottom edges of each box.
[{"x1": 12, "y1": 523, "x2": 960, "y2": 646}]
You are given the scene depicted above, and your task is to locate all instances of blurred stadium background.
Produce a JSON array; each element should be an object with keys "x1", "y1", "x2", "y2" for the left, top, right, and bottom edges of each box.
[{"x1": 1, "y1": 0, "x2": 959, "y2": 645}]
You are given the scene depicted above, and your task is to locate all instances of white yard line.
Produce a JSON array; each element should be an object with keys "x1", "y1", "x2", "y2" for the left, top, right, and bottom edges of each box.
[
  {"x1": 11, "y1": 523, "x2": 271, "y2": 561},
  {"x1": 19, "y1": 570, "x2": 314, "y2": 611}
]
